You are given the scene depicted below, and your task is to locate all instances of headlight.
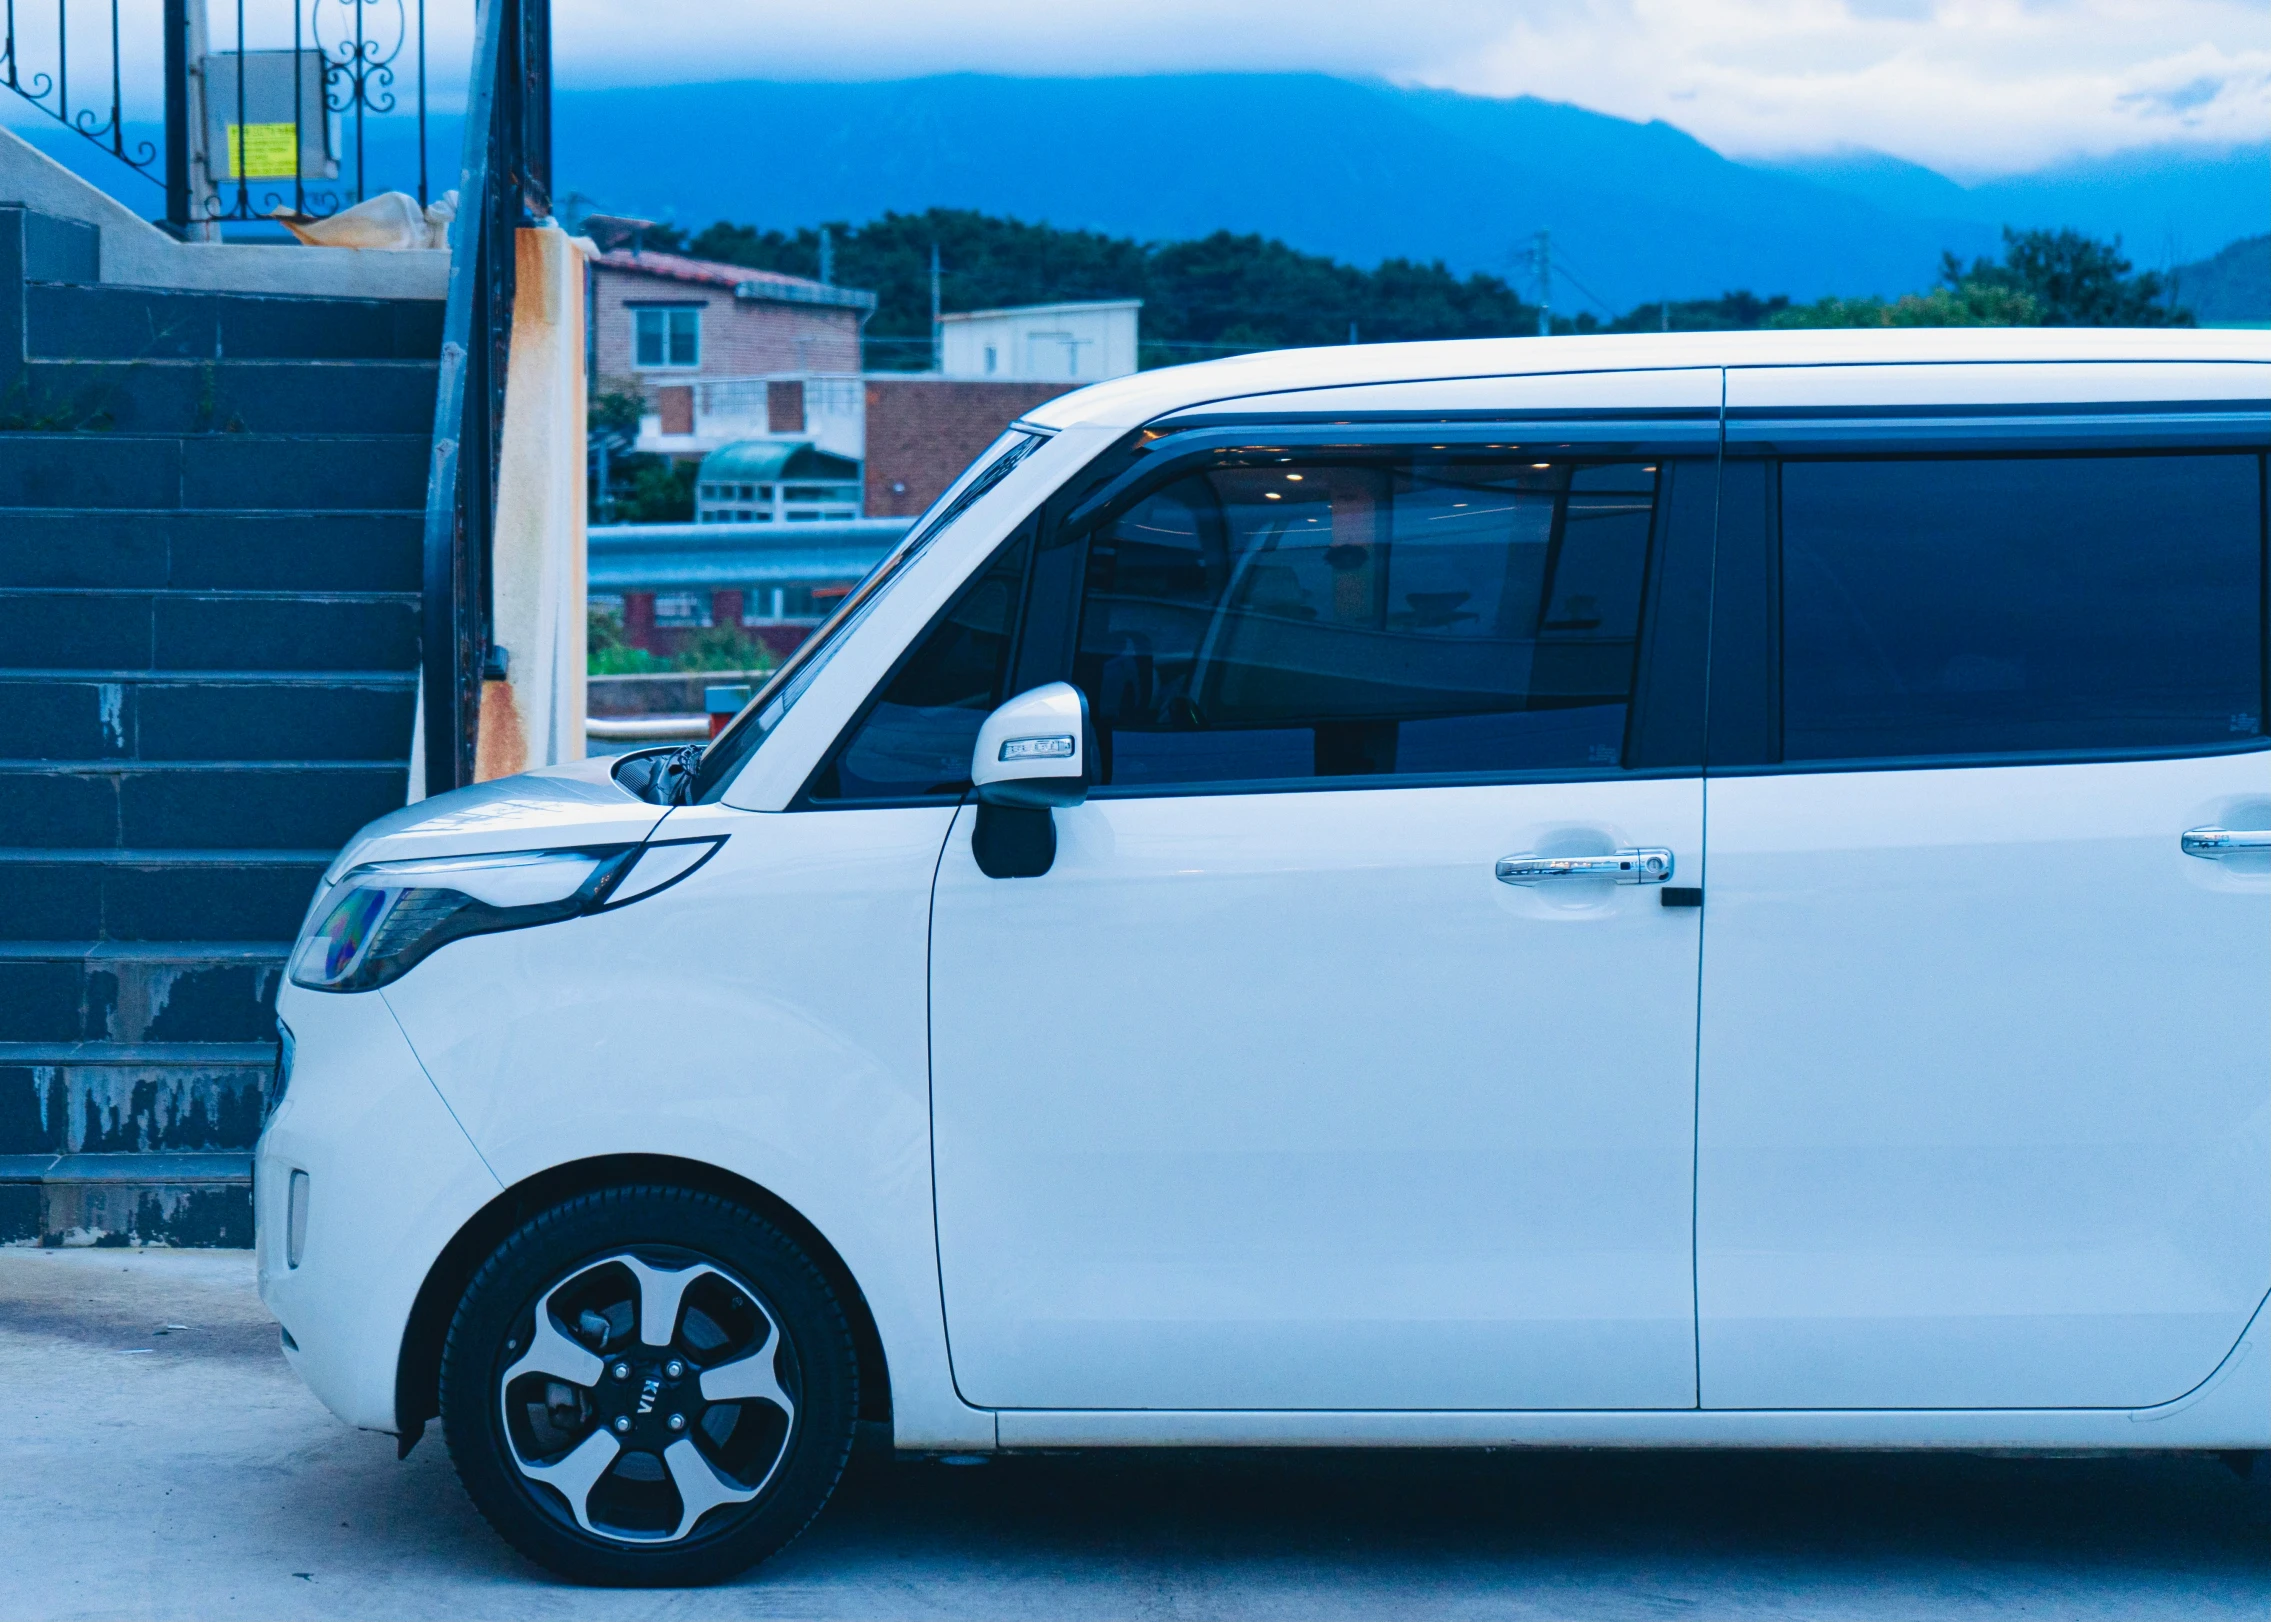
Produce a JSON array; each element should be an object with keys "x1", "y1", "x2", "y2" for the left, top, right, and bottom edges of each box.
[{"x1": 287, "y1": 840, "x2": 722, "y2": 993}]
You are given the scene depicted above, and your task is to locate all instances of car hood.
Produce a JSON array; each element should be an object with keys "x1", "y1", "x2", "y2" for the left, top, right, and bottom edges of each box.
[{"x1": 320, "y1": 757, "x2": 669, "y2": 885}]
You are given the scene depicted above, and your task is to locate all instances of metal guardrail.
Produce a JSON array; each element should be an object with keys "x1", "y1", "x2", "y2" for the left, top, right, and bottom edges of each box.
[
  {"x1": 587, "y1": 517, "x2": 911, "y2": 592},
  {"x1": 586, "y1": 715, "x2": 706, "y2": 741},
  {"x1": 418, "y1": 0, "x2": 547, "y2": 797}
]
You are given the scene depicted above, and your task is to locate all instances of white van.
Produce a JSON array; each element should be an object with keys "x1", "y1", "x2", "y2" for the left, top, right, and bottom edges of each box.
[{"x1": 258, "y1": 329, "x2": 2271, "y2": 1584}]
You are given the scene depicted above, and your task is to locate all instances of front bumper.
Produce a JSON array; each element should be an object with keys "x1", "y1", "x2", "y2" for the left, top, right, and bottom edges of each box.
[{"x1": 256, "y1": 984, "x2": 502, "y2": 1433}]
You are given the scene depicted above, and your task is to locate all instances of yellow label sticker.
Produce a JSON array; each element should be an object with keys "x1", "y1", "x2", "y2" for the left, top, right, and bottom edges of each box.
[{"x1": 225, "y1": 122, "x2": 300, "y2": 180}]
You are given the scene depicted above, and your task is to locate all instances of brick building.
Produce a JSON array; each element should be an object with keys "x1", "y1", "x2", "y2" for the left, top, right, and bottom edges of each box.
[
  {"x1": 590, "y1": 248, "x2": 874, "y2": 444},
  {"x1": 862, "y1": 377, "x2": 1079, "y2": 518}
]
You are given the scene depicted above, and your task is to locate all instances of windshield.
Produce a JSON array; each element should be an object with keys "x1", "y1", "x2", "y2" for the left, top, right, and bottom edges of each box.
[{"x1": 685, "y1": 428, "x2": 1051, "y2": 803}]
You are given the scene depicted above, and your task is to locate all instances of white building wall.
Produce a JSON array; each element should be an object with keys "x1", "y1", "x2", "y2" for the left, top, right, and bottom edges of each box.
[{"x1": 939, "y1": 300, "x2": 1141, "y2": 383}]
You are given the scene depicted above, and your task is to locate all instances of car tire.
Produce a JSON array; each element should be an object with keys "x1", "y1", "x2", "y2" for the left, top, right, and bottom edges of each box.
[{"x1": 439, "y1": 1184, "x2": 857, "y2": 1585}]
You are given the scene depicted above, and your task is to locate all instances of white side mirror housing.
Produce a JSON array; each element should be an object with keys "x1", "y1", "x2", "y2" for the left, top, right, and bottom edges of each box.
[{"x1": 972, "y1": 682, "x2": 1089, "y2": 809}]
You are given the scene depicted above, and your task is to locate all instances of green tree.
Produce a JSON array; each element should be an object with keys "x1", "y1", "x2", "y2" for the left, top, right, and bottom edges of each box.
[
  {"x1": 587, "y1": 605, "x2": 668, "y2": 675},
  {"x1": 1771, "y1": 227, "x2": 2187, "y2": 331},
  {"x1": 1604, "y1": 291, "x2": 1794, "y2": 333},
  {"x1": 604, "y1": 454, "x2": 697, "y2": 524},
  {"x1": 1772, "y1": 282, "x2": 2042, "y2": 330},
  {"x1": 660, "y1": 208, "x2": 2186, "y2": 350},
  {"x1": 587, "y1": 607, "x2": 780, "y2": 677},
  {"x1": 1946, "y1": 227, "x2": 2190, "y2": 327},
  {"x1": 673, "y1": 625, "x2": 776, "y2": 673},
  {"x1": 675, "y1": 208, "x2": 1542, "y2": 369},
  {"x1": 590, "y1": 389, "x2": 645, "y2": 441}
]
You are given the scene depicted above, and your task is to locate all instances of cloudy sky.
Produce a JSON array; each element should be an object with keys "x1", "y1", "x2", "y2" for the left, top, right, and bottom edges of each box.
[
  {"x1": 20, "y1": 1, "x2": 2268, "y2": 182},
  {"x1": 543, "y1": 0, "x2": 2269, "y2": 178}
]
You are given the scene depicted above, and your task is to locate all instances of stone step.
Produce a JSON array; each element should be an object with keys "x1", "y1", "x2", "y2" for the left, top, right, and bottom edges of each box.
[
  {"x1": 0, "y1": 432, "x2": 429, "y2": 511},
  {"x1": 0, "y1": 1035, "x2": 272, "y2": 1246},
  {"x1": 0, "y1": 760, "x2": 405, "y2": 850},
  {"x1": 11, "y1": 358, "x2": 439, "y2": 436},
  {"x1": 0, "y1": 671, "x2": 415, "y2": 763},
  {"x1": 0, "y1": 849, "x2": 330, "y2": 942},
  {"x1": 0, "y1": 1151, "x2": 255, "y2": 1246},
  {"x1": 24, "y1": 280, "x2": 445, "y2": 362},
  {"x1": 0, "y1": 588, "x2": 418, "y2": 672},
  {"x1": 0, "y1": 1040, "x2": 274, "y2": 1161},
  {"x1": 0, "y1": 942, "x2": 286, "y2": 1045},
  {"x1": 0, "y1": 509, "x2": 421, "y2": 593}
]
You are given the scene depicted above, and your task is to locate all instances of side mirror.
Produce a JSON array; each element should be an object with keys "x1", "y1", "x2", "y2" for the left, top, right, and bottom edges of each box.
[
  {"x1": 969, "y1": 683, "x2": 1089, "y2": 879},
  {"x1": 971, "y1": 682, "x2": 1089, "y2": 809}
]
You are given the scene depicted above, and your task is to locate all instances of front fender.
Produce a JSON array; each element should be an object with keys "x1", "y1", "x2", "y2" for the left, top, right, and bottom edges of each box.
[{"x1": 378, "y1": 802, "x2": 993, "y2": 1450}]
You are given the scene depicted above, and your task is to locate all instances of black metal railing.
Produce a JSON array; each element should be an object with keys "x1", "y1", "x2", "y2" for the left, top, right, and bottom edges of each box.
[
  {"x1": 419, "y1": 0, "x2": 548, "y2": 795},
  {"x1": 3, "y1": 0, "x2": 159, "y2": 180},
  {"x1": 4, "y1": 0, "x2": 443, "y2": 228}
]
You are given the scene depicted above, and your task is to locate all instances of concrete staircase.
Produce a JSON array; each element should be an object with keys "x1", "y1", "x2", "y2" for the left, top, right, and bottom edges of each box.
[{"x1": 0, "y1": 204, "x2": 436, "y2": 1245}]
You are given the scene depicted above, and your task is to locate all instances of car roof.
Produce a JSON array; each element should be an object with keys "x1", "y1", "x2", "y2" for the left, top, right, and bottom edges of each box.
[{"x1": 1020, "y1": 327, "x2": 2271, "y2": 433}]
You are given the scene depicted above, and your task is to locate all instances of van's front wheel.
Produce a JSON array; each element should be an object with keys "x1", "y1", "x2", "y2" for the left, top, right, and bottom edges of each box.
[{"x1": 438, "y1": 1185, "x2": 857, "y2": 1585}]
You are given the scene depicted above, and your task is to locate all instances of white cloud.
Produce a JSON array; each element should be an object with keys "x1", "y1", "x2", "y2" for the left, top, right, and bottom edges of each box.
[
  {"x1": 546, "y1": 0, "x2": 2271, "y2": 178},
  {"x1": 20, "y1": 2, "x2": 2247, "y2": 179},
  {"x1": 1415, "y1": 1, "x2": 2271, "y2": 176}
]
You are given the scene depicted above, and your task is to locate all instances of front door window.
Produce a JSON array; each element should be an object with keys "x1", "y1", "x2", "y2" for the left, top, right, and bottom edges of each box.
[{"x1": 1076, "y1": 455, "x2": 1665, "y2": 787}]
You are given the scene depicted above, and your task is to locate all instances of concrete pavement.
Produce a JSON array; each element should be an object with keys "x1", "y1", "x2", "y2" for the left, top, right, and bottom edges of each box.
[{"x1": 1, "y1": 1246, "x2": 2265, "y2": 1620}]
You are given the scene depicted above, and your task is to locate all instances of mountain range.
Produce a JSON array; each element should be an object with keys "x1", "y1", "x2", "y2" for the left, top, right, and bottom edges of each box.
[
  {"x1": 547, "y1": 75, "x2": 2268, "y2": 314},
  {"x1": 14, "y1": 73, "x2": 2267, "y2": 314}
]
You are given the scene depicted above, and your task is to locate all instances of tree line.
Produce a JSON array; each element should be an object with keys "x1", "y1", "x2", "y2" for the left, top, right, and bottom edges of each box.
[{"x1": 632, "y1": 209, "x2": 2191, "y2": 367}]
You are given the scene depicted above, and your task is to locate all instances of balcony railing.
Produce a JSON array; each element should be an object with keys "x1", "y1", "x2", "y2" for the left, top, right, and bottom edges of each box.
[{"x1": 638, "y1": 371, "x2": 866, "y2": 460}]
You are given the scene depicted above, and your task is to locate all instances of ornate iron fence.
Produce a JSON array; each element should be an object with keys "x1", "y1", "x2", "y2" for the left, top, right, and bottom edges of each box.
[
  {"x1": 4, "y1": 0, "x2": 446, "y2": 229},
  {"x1": 3, "y1": 0, "x2": 547, "y2": 794}
]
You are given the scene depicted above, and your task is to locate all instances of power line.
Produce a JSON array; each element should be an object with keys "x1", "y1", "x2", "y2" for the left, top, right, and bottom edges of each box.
[{"x1": 1540, "y1": 245, "x2": 1621, "y2": 319}]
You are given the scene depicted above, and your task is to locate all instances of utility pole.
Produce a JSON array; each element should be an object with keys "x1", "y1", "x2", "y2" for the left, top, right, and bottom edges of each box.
[
  {"x1": 930, "y1": 244, "x2": 943, "y2": 373},
  {"x1": 1534, "y1": 229, "x2": 1552, "y2": 337},
  {"x1": 818, "y1": 225, "x2": 834, "y2": 286}
]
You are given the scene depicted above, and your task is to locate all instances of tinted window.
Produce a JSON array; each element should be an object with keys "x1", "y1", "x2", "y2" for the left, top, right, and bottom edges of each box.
[
  {"x1": 810, "y1": 531, "x2": 1031, "y2": 802},
  {"x1": 1073, "y1": 455, "x2": 1665, "y2": 789},
  {"x1": 1779, "y1": 454, "x2": 2265, "y2": 761},
  {"x1": 692, "y1": 429, "x2": 1046, "y2": 804}
]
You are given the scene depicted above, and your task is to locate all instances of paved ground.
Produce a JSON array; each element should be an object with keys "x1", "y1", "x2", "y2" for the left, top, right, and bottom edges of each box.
[{"x1": 1, "y1": 1248, "x2": 2265, "y2": 1621}]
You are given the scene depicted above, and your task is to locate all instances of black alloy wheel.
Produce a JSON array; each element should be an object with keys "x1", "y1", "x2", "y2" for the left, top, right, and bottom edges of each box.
[{"x1": 440, "y1": 1185, "x2": 857, "y2": 1585}]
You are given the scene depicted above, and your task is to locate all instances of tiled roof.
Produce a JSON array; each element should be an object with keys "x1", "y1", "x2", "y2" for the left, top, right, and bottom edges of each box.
[{"x1": 596, "y1": 249, "x2": 877, "y2": 312}]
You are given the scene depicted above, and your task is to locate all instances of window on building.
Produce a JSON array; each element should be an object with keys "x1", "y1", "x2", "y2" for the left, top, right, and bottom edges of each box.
[
  {"x1": 652, "y1": 591, "x2": 712, "y2": 628},
  {"x1": 744, "y1": 585, "x2": 840, "y2": 624},
  {"x1": 633, "y1": 307, "x2": 700, "y2": 369},
  {"x1": 1072, "y1": 455, "x2": 1665, "y2": 790},
  {"x1": 1778, "y1": 453, "x2": 2265, "y2": 762}
]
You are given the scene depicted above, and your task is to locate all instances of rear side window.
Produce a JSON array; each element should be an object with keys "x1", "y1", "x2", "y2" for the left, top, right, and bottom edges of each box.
[
  {"x1": 1073, "y1": 454, "x2": 1668, "y2": 789},
  {"x1": 1778, "y1": 453, "x2": 2265, "y2": 763}
]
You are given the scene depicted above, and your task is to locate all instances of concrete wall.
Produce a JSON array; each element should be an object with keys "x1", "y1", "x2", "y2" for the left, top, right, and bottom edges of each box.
[
  {"x1": 0, "y1": 124, "x2": 446, "y2": 299},
  {"x1": 476, "y1": 226, "x2": 593, "y2": 782},
  {"x1": 863, "y1": 376, "x2": 1079, "y2": 517}
]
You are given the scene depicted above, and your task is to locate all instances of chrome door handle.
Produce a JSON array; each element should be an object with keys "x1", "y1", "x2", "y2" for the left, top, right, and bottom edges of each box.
[
  {"x1": 1496, "y1": 848, "x2": 1674, "y2": 885},
  {"x1": 2181, "y1": 827, "x2": 2271, "y2": 858}
]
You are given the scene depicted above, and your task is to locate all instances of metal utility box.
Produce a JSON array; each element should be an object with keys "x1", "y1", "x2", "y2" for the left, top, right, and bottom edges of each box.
[{"x1": 200, "y1": 49, "x2": 337, "y2": 181}]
